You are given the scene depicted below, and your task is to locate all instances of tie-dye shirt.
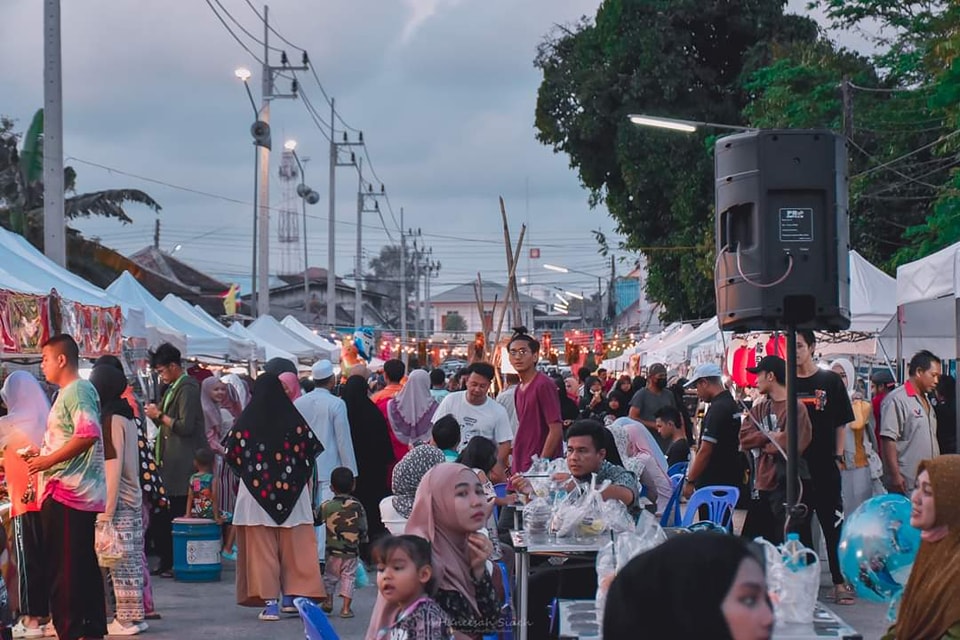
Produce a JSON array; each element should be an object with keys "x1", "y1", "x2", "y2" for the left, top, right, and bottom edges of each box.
[{"x1": 41, "y1": 379, "x2": 106, "y2": 512}]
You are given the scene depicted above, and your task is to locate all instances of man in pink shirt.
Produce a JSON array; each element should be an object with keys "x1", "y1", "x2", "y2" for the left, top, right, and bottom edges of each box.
[{"x1": 507, "y1": 329, "x2": 562, "y2": 474}]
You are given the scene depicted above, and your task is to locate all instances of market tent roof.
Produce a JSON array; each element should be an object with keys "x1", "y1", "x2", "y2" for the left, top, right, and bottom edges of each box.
[
  {"x1": 877, "y1": 242, "x2": 960, "y2": 360},
  {"x1": 246, "y1": 315, "x2": 326, "y2": 362},
  {"x1": 227, "y1": 322, "x2": 296, "y2": 367},
  {"x1": 107, "y1": 272, "x2": 245, "y2": 361},
  {"x1": 280, "y1": 315, "x2": 338, "y2": 363},
  {"x1": 848, "y1": 250, "x2": 897, "y2": 333},
  {"x1": 648, "y1": 317, "x2": 726, "y2": 366},
  {"x1": 160, "y1": 295, "x2": 260, "y2": 362},
  {"x1": 0, "y1": 227, "x2": 148, "y2": 341}
]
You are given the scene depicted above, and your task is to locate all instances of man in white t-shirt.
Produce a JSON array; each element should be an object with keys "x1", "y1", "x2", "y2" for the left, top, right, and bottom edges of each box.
[{"x1": 434, "y1": 362, "x2": 512, "y2": 469}]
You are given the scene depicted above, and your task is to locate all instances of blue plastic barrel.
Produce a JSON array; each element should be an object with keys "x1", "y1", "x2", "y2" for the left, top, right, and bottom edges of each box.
[{"x1": 172, "y1": 517, "x2": 222, "y2": 582}]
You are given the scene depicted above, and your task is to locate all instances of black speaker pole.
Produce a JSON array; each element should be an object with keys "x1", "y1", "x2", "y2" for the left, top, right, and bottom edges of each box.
[{"x1": 785, "y1": 326, "x2": 801, "y2": 523}]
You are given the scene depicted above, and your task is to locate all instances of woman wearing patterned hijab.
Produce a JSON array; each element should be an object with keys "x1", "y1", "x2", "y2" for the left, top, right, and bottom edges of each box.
[
  {"x1": 225, "y1": 374, "x2": 326, "y2": 621},
  {"x1": 386, "y1": 369, "x2": 438, "y2": 445},
  {"x1": 391, "y1": 444, "x2": 446, "y2": 519}
]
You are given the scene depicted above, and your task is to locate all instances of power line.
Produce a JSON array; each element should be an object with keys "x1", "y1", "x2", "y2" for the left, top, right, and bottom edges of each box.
[
  {"x1": 204, "y1": 0, "x2": 265, "y2": 65},
  {"x1": 242, "y1": 0, "x2": 305, "y2": 52},
  {"x1": 211, "y1": 0, "x2": 282, "y2": 52},
  {"x1": 847, "y1": 81, "x2": 936, "y2": 93},
  {"x1": 849, "y1": 130, "x2": 960, "y2": 180}
]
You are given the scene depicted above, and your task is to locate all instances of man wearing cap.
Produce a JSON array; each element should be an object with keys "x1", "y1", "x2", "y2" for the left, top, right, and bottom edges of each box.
[
  {"x1": 295, "y1": 360, "x2": 358, "y2": 501},
  {"x1": 739, "y1": 356, "x2": 813, "y2": 543},
  {"x1": 684, "y1": 362, "x2": 742, "y2": 497},
  {"x1": 628, "y1": 362, "x2": 677, "y2": 450}
]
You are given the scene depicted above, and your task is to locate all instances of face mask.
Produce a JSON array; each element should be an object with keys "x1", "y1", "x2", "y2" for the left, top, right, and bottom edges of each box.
[{"x1": 655, "y1": 377, "x2": 668, "y2": 390}]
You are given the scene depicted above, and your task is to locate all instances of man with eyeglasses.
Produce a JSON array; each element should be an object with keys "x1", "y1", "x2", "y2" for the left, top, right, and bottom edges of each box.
[
  {"x1": 144, "y1": 342, "x2": 206, "y2": 577},
  {"x1": 507, "y1": 329, "x2": 562, "y2": 474}
]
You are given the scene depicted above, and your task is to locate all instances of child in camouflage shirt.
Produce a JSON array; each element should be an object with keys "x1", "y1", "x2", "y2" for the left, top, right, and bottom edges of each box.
[{"x1": 317, "y1": 467, "x2": 367, "y2": 618}]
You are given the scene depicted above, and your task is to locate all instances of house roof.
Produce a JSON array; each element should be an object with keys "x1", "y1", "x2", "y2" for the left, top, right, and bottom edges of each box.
[
  {"x1": 129, "y1": 246, "x2": 229, "y2": 293},
  {"x1": 431, "y1": 281, "x2": 541, "y2": 305}
]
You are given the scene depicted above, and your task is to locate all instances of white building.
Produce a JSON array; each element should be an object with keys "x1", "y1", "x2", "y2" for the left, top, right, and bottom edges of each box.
[{"x1": 428, "y1": 281, "x2": 542, "y2": 335}]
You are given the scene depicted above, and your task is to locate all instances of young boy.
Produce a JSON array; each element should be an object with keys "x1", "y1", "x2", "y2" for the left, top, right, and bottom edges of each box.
[
  {"x1": 655, "y1": 406, "x2": 690, "y2": 467},
  {"x1": 185, "y1": 448, "x2": 220, "y2": 522},
  {"x1": 430, "y1": 415, "x2": 461, "y2": 462},
  {"x1": 318, "y1": 467, "x2": 368, "y2": 618}
]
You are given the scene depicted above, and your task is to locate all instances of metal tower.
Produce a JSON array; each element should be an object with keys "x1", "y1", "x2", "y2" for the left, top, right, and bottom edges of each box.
[{"x1": 277, "y1": 150, "x2": 300, "y2": 275}]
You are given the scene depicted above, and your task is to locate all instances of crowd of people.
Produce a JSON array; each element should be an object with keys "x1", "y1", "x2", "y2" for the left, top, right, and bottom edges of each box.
[{"x1": 0, "y1": 326, "x2": 955, "y2": 639}]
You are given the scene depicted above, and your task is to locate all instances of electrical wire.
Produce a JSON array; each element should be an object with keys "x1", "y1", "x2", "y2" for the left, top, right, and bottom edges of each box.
[
  {"x1": 242, "y1": 0, "x2": 305, "y2": 52},
  {"x1": 847, "y1": 81, "x2": 936, "y2": 94},
  {"x1": 211, "y1": 0, "x2": 282, "y2": 52},
  {"x1": 734, "y1": 247, "x2": 794, "y2": 288},
  {"x1": 851, "y1": 129, "x2": 960, "y2": 179},
  {"x1": 204, "y1": 0, "x2": 265, "y2": 65}
]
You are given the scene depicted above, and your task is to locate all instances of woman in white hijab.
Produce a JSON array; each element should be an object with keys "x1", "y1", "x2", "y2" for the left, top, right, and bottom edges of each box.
[
  {"x1": 385, "y1": 369, "x2": 438, "y2": 445},
  {"x1": 0, "y1": 371, "x2": 51, "y2": 636},
  {"x1": 830, "y1": 358, "x2": 883, "y2": 515}
]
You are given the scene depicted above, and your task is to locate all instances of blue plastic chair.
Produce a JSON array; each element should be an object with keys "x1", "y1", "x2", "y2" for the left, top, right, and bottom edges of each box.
[
  {"x1": 667, "y1": 461, "x2": 689, "y2": 478},
  {"x1": 681, "y1": 485, "x2": 740, "y2": 530},
  {"x1": 483, "y1": 560, "x2": 514, "y2": 640},
  {"x1": 492, "y1": 482, "x2": 508, "y2": 522},
  {"x1": 660, "y1": 474, "x2": 685, "y2": 527},
  {"x1": 295, "y1": 597, "x2": 340, "y2": 640}
]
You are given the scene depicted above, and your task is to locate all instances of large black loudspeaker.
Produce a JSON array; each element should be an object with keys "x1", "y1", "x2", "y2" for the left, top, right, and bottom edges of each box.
[{"x1": 715, "y1": 130, "x2": 851, "y2": 332}]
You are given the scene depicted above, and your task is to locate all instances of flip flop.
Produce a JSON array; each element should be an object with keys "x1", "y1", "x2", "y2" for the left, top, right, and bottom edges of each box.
[
  {"x1": 834, "y1": 584, "x2": 856, "y2": 605},
  {"x1": 339, "y1": 610, "x2": 355, "y2": 619}
]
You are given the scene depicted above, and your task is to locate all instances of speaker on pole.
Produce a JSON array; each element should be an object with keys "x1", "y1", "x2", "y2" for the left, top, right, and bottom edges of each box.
[{"x1": 714, "y1": 130, "x2": 851, "y2": 332}]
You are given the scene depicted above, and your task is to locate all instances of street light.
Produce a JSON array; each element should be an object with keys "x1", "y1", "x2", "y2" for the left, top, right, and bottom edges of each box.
[
  {"x1": 236, "y1": 67, "x2": 261, "y2": 317},
  {"x1": 627, "y1": 113, "x2": 757, "y2": 133},
  {"x1": 543, "y1": 263, "x2": 604, "y2": 328},
  {"x1": 284, "y1": 139, "x2": 320, "y2": 312}
]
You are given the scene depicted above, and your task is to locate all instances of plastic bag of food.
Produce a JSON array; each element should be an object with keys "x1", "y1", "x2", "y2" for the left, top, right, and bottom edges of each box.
[
  {"x1": 95, "y1": 520, "x2": 123, "y2": 568},
  {"x1": 595, "y1": 511, "x2": 668, "y2": 623}
]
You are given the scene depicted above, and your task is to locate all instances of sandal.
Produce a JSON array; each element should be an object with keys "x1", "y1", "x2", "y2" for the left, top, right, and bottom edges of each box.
[
  {"x1": 833, "y1": 583, "x2": 856, "y2": 605},
  {"x1": 339, "y1": 610, "x2": 354, "y2": 619}
]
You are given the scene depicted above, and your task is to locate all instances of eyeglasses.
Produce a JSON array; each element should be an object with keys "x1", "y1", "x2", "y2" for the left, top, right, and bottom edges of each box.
[{"x1": 508, "y1": 349, "x2": 530, "y2": 357}]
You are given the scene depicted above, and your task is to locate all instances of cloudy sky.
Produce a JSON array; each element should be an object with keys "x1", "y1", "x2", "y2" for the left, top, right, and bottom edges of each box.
[{"x1": 1, "y1": 0, "x2": 860, "y2": 303}]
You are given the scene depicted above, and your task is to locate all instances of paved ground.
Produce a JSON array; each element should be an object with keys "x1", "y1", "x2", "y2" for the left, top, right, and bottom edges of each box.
[{"x1": 141, "y1": 554, "x2": 891, "y2": 639}]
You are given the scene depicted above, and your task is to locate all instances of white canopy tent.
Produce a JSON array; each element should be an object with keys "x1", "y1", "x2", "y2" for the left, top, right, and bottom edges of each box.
[
  {"x1": 227, "y1": 322, "x2": 297, "y2": 368},
  {"x1": 107, "y1": 272, "x2": 245, "y2": 361},
  {"x1": 160, "y1": 295, "x2": 261, "y2": 362},
  {"x1": 651, "y1": 317, "x2": 727, "y2": 366},
  {"x1": 280, "y1": 315, "x2": 339, "y2": 363},
  {"x1": 247, "y1": 315, "x2": 327, "y2": 362},
  {"x1": 0, "y1": 228, "x2": 150, "y2": 343},
  {"x1": 877, "y1": 241, "x2": 960, "y2": 361}
]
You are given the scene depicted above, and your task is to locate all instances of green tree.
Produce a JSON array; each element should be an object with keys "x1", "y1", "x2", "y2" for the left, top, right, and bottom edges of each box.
[
  {"x1": 0, "y1": 110, "x2": 160, "y2": 248},
  {"x1": 442, "y1": 312, "x2": 467, "y2": 332},
  {"x1": 366, "y1": 244, "x2": 419, "y2": 328},
  {"x1": 534, "y1": 0, "x2": 818, "y2": 321}
]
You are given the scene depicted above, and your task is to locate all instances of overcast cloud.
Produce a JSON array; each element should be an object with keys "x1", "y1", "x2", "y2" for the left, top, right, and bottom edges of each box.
[{"x1": 0, "y1": 0, "x2": 863, "y2": 301}]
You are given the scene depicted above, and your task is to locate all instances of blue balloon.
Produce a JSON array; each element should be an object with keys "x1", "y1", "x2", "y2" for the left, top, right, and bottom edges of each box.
[
  {"x1": 353, "y1": 326, "x2": 375, "y2": 362},
  {"x1": 838, "y1": 494, "x2": 920, "y2": 606}
]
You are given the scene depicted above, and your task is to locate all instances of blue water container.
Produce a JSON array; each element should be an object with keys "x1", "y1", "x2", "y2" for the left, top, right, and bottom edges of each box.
[{"x1": 172, "y1": 517, "x2": 222, "y2": 582}]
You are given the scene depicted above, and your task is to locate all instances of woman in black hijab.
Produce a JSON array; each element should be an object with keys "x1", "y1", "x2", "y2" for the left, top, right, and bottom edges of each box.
[
  {"x1": 340, "y1": 375, "x2": 394, "y2": 553},
  {"x1": 224, "y1": 373, "x2": 326, "y2": 619},
  {"x1": 552, "y1": 375, "x2": 579, "y2": 425},
  {"x1": 607, "y1": 375, "x2": 633, "y2": 419},
  {"x1": 604, "y1": 533, "x2": 774, "y2": 640}
]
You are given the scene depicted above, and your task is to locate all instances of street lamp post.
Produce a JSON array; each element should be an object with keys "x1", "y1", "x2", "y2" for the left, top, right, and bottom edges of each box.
[
  {"x1": 235, "y1": 67, "x2": 261, "y2": 317},
  {"x1": 544, "y1": 264, "x2": 604, "y2": 328},
  {"x1": 284, "y1": 139, "x2": 320, "y2": 314}
]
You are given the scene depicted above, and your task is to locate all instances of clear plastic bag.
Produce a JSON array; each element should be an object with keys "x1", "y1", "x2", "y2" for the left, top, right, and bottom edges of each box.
[
  {"x1": 755, "y1": 536, "x2": 820, "y2": 624},
  {"x1": 95, "y1": 520, "x2": 123, "y2": 568},
  {"x1": 595, "y1": 511, "x2": 668, "y2": 624},
  {"x1": 553, "y1": 475, "x2": 611, "y2": 539}
]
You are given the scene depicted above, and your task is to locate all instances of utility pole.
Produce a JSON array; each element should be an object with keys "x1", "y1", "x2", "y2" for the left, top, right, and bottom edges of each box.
[
  {"x1": 412, "y1": 230, "x2": 423, "y2": 339},
  {"x1": 424, "y1": 252, "x2": 440, "y2": 337},
  {"x1": 43, "y1": 0, "x2": 65, "y2": 266},
  {"x1": 326, "y1": 100, "x2": 362, "y2": 331},
  {"x1": 256, "y1": 5, "x2": 306, "y2": 317},
  {"x1": 399, "y1": 208, "x2": 407, "y2": 345},
  {"x1": 841, "y1": 77, "x2": 853, "y2": 140},
  {"x1": 354, "y1": 159, "x2": 387, "y2": 328}
]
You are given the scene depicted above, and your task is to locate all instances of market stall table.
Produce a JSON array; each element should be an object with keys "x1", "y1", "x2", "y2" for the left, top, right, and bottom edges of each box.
[
  {"x1": 555, "y1": 599, "x2": 862, "y2": 639},
  {"x1": 510, "y1": 530, "x2": 608, "y2": 640}
]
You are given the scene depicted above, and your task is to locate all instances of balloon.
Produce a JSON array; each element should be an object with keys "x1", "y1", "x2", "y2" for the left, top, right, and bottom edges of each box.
[
  {"x1": 353, "y1": 327, "x2": 375, "y2": 362},
  {"x1": 839, "y1": 494, "x2": 920, "y2": 611}
]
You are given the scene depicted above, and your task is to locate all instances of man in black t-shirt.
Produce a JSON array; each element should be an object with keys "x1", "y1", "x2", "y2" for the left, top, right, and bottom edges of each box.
[
  {"x1": 684, "y1": 363, "x2": 742, "y2": 496},
  {"x1": 655, "y1": 406, "x2": 690, "y2": 467},
  {"x1": 795, "y1": 330, "x2": 856, "y2": 603}
]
